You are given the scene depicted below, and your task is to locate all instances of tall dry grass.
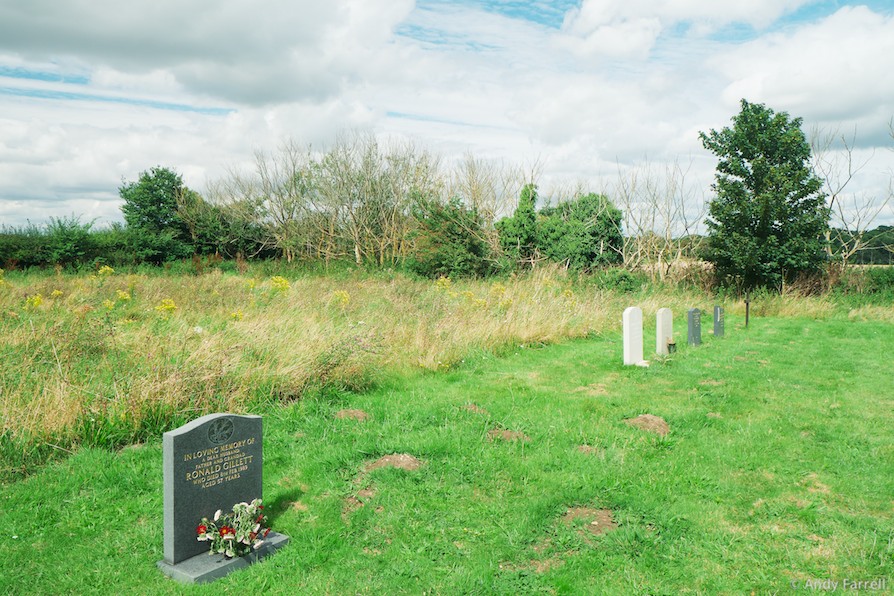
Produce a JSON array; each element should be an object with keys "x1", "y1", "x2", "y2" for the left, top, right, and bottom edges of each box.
[{"x1": 0, "y1": 266, "x2": 704, "y2": 446}]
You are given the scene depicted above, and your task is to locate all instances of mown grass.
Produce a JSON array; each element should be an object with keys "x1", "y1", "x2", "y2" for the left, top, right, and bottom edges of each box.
[{"x1": 0, "y1": 304, "x2": 892, "y2": 594}]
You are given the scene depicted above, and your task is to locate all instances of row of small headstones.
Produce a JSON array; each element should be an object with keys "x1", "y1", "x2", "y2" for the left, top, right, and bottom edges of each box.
[{"x1": 623, "y1": 306, "x2": 724, "y2": 366}]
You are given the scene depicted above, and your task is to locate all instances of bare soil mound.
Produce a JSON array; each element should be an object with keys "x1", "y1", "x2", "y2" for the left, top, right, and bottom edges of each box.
[
  {"x1": 623, "y1": 414, "x2": 669, "y2": 436},
  {"x1": 364, "y1": 453, "x2": 423, "y2": 473}
]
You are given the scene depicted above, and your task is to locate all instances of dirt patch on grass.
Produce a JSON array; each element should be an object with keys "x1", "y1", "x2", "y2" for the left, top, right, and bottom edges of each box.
[
  {"x1": 335, "y1": 409, "x2": 370, "y2": 421},
  {"x1": 706, "y1": 412, "x2": 723, "y2": 419},
  {"x1": 562, "y1": 507, "x2": 618, "y2": 537},
  {"x1": 623, "y1": 414, "x2": 670, "y2": 436},
  {"x1": 700, "y1": 379, "x2": 724, "y2": 387},
  {"x1": 577, "y1": 445, "x2": 603, "y2": 456},
  {"x1": 488, "y1": 429, "x2": 531, "y2": 442},
  {"x1": 573, "y1": 383, "x2": 608, "y2": 396},
  {"x1": 343, "y1": 454, "x2": 423, "y2": 522},
  {"x1": 342, "y1": 487, "x2": 378, "y2": 520},
  {"x1": 800, "y1": 473, "x2": 831, "y2": 495},
  {"x1": 462, "y1": 403, "x2": 490, "y2": 416},
  {"x1": 364, "y1": 454, "x2": 423, "y2": 473},
  {"x1": 289, "y1": 500, "x2": 309, "y2": 512},
  {"x1": 499, "y1": 557, "x2": 565, "y2": 574}
]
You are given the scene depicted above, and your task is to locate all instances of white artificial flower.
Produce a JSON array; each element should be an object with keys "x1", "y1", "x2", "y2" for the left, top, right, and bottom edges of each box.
[
  {"x1": 254, "y1": 523, "x2": 260, "y2": 533},
  {"x1": 253, "y1": 540, "x2": 265, "y2": 550},
  {"x1": 213, "y1": 509, "x2": 222, "y2": 521}
]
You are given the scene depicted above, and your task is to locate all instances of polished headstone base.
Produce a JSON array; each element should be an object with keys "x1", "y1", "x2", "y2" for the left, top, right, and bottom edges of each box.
[{"x1": 158, "y1": 532, "x2": 289, "y2": 584}]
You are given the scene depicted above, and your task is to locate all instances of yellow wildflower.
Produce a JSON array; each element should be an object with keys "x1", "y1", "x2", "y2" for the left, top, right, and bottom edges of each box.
[
  {"x1": 270, "y1": 276, "x2": 290, "y2": 292},
  {"x1": 24, "y1": 294, "x2": 43, "y2": 310},
  {"x1": 116, "y1": 290, "x2": 131, "y2": 302},
  {"x1": 332, "y1": 290, "x2": 350, "y2": 308},
  {"x1": 489, "y1": 282, "x2": 507, "y2": 297},
  {"x1": 97, "y1": 265, "x2": 114, "y2": 277},
  {"x1": 155, "y1": 299, "x2": 177, "y2": 314}
]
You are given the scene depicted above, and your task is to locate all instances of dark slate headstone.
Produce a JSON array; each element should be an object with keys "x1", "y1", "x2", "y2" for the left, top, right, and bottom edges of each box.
[
  {"x1": 714, "y1": 305, "x2": 725, "y2": 337},
  {"x1": 158, "y1": 413, "x2": 288, "y2": 583},
  {"x1": 687, "y1": 308, "x2": 701, "y2": 346}
]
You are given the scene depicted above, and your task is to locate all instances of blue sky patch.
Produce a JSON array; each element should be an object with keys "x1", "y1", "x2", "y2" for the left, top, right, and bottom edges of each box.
[
  {"x1": 0, "y1": 86, "x2": 232, "y2": 116},
  {"x1": 0, "y1": 65, "x2": 90, "y2": 85},
  {"x1": 414, "y1": 0, "x2": 580, "y2": 29}
]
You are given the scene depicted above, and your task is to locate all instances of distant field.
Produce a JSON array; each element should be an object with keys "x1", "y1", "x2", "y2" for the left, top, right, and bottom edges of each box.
[{"x1": 0, "y1": 305, "x2": 891, "y2": 593}]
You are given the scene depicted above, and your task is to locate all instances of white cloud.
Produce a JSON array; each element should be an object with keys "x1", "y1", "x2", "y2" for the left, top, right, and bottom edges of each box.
[
  {"x1": 0, "y1": 0, "x2": 415, "y2": 105},
  {"x1": 0, "y1": 1, "x2": 893, "y2": 229},
  {"x1": 715, "y1": 6, "x2": 894, "y2": 127},
  {"x1": 564, "y1": 0, "x2": 812, "y2": 32}
]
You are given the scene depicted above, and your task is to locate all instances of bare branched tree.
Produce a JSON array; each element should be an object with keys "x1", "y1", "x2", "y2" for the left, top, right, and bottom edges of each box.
[
  {"x1": 612, "y1": 158, "x2": 706, "y2": 280},
  {"x1": 810, "y1": 126, "x2": 887, "y2": 268}
]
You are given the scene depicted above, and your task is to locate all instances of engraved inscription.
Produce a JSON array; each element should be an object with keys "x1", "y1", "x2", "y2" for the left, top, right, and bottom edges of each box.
[{"x1": 183, "y1": 437, "x2": 257, "y2": 490}]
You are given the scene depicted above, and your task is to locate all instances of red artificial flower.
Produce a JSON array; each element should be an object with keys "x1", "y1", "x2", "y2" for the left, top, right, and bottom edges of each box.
[
  {"x1": 263, "y1": 528, "x2": 271, "y2": 537},
  {"x1": 249, "y1": 531, "x2": 258, "y2": 541},
  {"x1": 219, "y1": 525, "x2": 234, "y2": 537},
  {"x1": 196, "y1": 524, "x2": 207, "y2": 535},
  {"x1": 256, "y1": 515, "x2": 265, "y2": 523}
]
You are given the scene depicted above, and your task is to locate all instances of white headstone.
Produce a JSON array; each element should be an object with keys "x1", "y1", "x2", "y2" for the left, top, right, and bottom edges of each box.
[
  {"x1": 623, "y1": 306, "x2": 644, "y2": 365},
  {"x1": 656, "y1": 308, "x2": 673, "y2": 355}
]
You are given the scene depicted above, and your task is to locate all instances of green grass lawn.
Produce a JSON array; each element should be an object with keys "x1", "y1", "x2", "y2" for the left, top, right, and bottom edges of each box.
[{"x1": 1, "y1": 314, "x2": 892, "y2": 594}]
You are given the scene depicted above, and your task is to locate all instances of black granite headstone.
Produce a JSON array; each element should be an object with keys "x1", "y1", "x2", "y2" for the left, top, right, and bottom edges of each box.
[
  {"x1": 687, "y1": 308, "x2": 701, "y2": 346},
  {"x1": 714, "y1": 306, "x2": 724, "y2": 337},
  {"x1": 158, "y1": 413, "x2": 288, "y2": 583}
]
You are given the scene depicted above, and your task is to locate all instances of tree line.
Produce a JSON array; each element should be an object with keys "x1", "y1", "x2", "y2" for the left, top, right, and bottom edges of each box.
[{"x1": 1, "y1": 102, "x2": 892, "y2": 290}]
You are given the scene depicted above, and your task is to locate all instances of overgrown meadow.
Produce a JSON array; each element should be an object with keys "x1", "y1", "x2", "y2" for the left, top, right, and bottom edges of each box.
[
  {"x1": 0, "y1": 263, "x2": 665, "y2": 478},
  {"x1": 0, "y1": 264, "x2": 892, "y2": 593}
]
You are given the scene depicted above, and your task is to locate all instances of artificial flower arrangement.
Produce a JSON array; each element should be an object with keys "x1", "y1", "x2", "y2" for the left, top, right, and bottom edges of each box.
[{"x1": 196, "y1": 498, "x2": 271, "y2": 558}]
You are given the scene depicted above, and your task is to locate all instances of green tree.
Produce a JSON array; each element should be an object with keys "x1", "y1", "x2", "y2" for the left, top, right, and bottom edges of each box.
[
  {"x1": 537, "y1": 193, "x2": 623, "y2": 270},
  {"x1": 119, "y1": 166, "x2": 195, "y2": 263},
  {"x1": 496, "y1": 183, "x2": 539, "y2": 266},
  {"x1": 699, "y1": 100, "x2": 829, "y2": 289},
  {"x1": 406, "y1": 196, "x2": 492, "y2": 278}
]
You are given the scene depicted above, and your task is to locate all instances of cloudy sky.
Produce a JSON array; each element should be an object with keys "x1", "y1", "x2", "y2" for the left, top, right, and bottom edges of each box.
[{"x1": 1, "y1": 0, "x2": 893, "y2": 228}]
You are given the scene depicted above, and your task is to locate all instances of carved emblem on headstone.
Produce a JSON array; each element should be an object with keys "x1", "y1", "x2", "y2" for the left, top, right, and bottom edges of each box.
[{"x1": 208, "y1": 417, "x2": 234, "y2": 445}]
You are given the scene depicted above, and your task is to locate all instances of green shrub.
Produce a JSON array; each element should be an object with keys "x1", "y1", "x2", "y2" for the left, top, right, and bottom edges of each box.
[
  {"x1": 496, "y1": 183, "x2": 539, "y2": 266},
  {"x1": 537, "y1": 193, "x2": 623, "y2": 270},
  {"x1": 591, "y1": 268, "x2": 645, "y2": 293},
  {"x1": 406, "y1": 197, "x2": 493, "y2": 278},
  {"x1": 46, "y1": 216, "x2": 96, "y2": 267}
]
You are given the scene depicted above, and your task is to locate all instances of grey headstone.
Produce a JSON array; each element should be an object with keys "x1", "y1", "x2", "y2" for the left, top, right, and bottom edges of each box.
[
  {"x1": 687, "y1": 308, "x2": 701, "y2": 346},
  {"x1": 714, "y1": 305, "x2": 724, "y2": 337},
  {"x1": 623, "y1": 306, "x2": 644, "y2": 365},
  {"x1": 656, "y1": 308, "x2": 673, "y2": 355},
  {"x1": 158, "y1": 413, "x2": 288, "y2": 583},
  {"x1": 162, "y1": 413, "x2": 264, "y2": 565}
]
